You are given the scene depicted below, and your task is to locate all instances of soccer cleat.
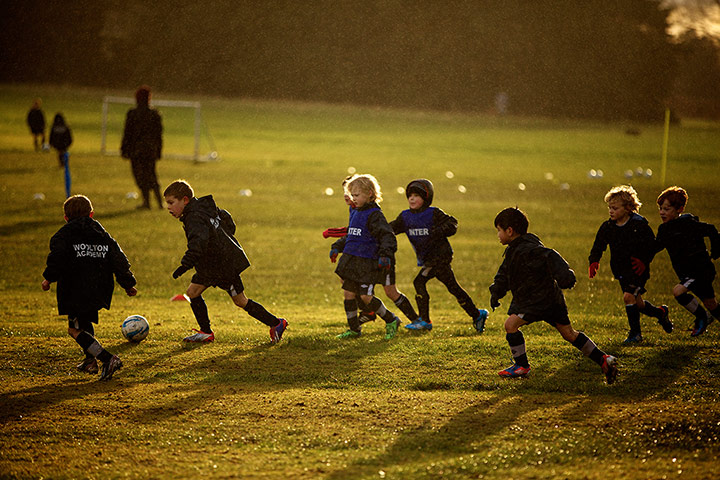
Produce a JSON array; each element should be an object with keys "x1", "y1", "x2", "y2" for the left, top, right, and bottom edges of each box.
[
  {"x1": 474, "y1": 309, "x2": 489, "y2": 333},
  {"x1": 76, "y1": 357, "x2": 98, "y2": 374},
  {"x1": 657, "y1": 305, "x2": 673, "y2": 334},
  {"x1": 99, "y1": 355, "x2": 122, "y2": 381},
  {"x1": 358, "y1": 311, "x2": 377, "y2": 324},
  {"x1": 336, "y1": 329, "x2": 361, "y2": 339},
  {"x1": 622, "y1": 332, "x2": 643, "y2": 344},
  {"x1": 183, "y1": 329, "x2": 215, "y2": 343},
  {"x1": 405, "y1": 318, "x2": 433, "y2": 331},
  {"x1": 601, "y1": 354, "x2": 619, "y2": 385},
  {"x1": 384, "y1": 316, "x2": 401, "y2": 340},
  {"x1": 270, "y1": 318, "x2": 288, "y2": 344},
  {"x1": 498, "y1": 364, "x2": 531, "y2": 378},
  {"x1": 690, "y1": 314, "x2": 714, "y2": 337}
]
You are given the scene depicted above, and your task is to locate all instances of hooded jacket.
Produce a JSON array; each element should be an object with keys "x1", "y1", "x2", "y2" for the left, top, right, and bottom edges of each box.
[
  {"x1": 179, "y1": 195, "x2": 250, "y2": 283},
  {"x1": 390, "y1": 206, "x2": 456, "y2": 266},
  {"x1": 121, "y1": 105, "x2": 163, "y2": 160},
  {"x1": 656, "y1": 213, "x2": 719, "y2": 279},
  {"x1": 43, "y1": 216, "x2": 136, "y2": 316},
  {"x1": 490, "y1": 233, "x2": 575, "y2": 316}
]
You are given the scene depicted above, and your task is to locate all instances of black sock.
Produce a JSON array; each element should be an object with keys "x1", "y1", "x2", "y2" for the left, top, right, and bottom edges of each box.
[
  {"x1": 571, "y1": 332, "x2": 605, "y2": 366},
  {"x1": 344, "y1": 299, "x2": 361, "y2": 332},
  {"x1": 394, "y1": 294, "x2": 419, "y2": 322},
  {"x1": 367, "y1": 297, "x2": 396, "y2": 323},
  {"x1": 190, "y1": 296, "x2": 212, "y2": 333},
  {"x1": 641, "y1": 300, "x2": 663, "y2": 318},
  {"x1": 506, "y1": 331, "x2": 529, "y2": 367},
  {"x1": 75, "y1": 331, "x2": 112, "y2": 363},
  {"x1": 625, "y1": 304, "x2": 641, "y2": 334},
  {"x1": 244, "y1": 299, "x2": 279, "y2": 327},
  {"x1": 415, "y1": 293, "x2": 430, "y2": 322}
]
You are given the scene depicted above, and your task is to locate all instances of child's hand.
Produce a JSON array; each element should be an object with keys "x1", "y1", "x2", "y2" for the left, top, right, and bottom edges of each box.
[
  {"x1": 330, "y1": 249, "x2": 339, "y2": 263},
  {"x1": 630, "y1": 257, "x2": 646, "y2": 275},
  {"x1": 41, "y1": 280, "x2": 50, "y2": 291},
  {"x1": 378, "y1": 257, "x2": 391, "y2": 271},
  {"x1": 588, "y1": 262, "x2": 599, "y2": 278},
  {"x1": 490, "y1": 295, "x2": 500, "y2": 311},
  {"x1": 172, "y1": 265, "x2": 189, "y2": 279},
  {"x1": 126, "y1": 287, "x2": 138, "y2": 297}
]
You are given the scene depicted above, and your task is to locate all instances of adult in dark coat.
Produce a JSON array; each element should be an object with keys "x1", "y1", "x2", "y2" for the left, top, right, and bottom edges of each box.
[
  {"x1": 49, "y1": 113, "x2": 72, "y2": 168},
  {"x1": 121, "y1": 85, "x2": 163, "y2": 209}
]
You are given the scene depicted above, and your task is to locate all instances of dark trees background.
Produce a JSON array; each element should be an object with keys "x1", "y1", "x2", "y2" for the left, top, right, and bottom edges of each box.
[{"x1": 2, "y1": 0, "x2": 716, "y2": 121}]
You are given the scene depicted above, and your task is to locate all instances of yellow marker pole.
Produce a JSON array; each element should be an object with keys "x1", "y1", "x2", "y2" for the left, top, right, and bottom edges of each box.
[{"x1": 661, "y1": 108, "x2": 670, "y2": 186}]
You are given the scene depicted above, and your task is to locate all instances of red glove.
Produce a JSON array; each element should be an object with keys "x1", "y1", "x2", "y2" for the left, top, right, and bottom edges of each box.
[
  {"x1": 330, "y1": 248, "x2": 339, "y2": 263},
  {"x1": 631, "y1": 257, "x2": 646, "y2": 276},
  {"x1": 323, "y1": 227, "x2": 348, "y2": 239},
  {"x1": 588, "y1": 262, "x2": 599, "y2": 278}
]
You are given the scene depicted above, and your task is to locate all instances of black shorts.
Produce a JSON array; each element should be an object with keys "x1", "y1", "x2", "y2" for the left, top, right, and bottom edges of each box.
[
  {"x1": 618, "y1": 276, "x2": 647, "y2": 297},
  {"x1": 342, "y1": 279, "x2": 376, "y2": 297},
  {"x1": 68, "y1": 311, "x2": 99, "y2": 330},
  {"x1": 192, "y1": 273, "x2": 245, "y2": 297},
  {"x1": 378, "y1": 269, "x2": 395, "y2": 287},
  {"x1": 679, "y1": 275, "x2": 716, "y2": 300},
  {"x1": 516, "y1": 303, "x2": 570, "y2": 327}
]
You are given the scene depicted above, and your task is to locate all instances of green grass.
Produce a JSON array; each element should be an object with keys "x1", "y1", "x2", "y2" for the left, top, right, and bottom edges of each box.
[{"x1": 1, "y1": 83, "x2": 719, "y2": 479}]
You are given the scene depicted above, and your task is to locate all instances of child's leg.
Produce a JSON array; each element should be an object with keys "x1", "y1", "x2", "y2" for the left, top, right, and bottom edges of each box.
[
  {"x1": 503, "y1": 315, "x2": 529, "y2": 368},
  {"x1": 231, "y1": 291, "x2": 281, "y2": 328},
  {"x1": 623, "y1": 292, "x2": 642, "y2": 340},
  {"x1": 434, "y1": 264, "x2": 479, "y2": 318},
  {"x1": 383, "y1": 284, "x2": 419, "y2": 322},
  {"x1": 187, "y1": 283, "x2": 213, "y2": 333},
  {"x1": 68, "y1": 312, "x2": 113, "y2": 364},
  {"x1": 557, "y1": 322, "x2": 618, "y2": 384},
  {"x1": 702, "y1": 297, "x2": 720, "y2": 320},
  {"x1": 676, "y1": 290, "x2": 708, "y2": 322},
  {"x1": 342, "y1": 290, "x2": 362, "y2": 333},
  {"x1": 637, "y1": 295, "x2": 667, "y2": 319},
  {"x1": 413, "y1": 268, "x2": 432, "y2": 322}
]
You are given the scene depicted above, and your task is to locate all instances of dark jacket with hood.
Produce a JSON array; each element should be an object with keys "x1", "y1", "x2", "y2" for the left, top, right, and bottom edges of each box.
[
  {"x1": 332, "y1": 201, "x2": 396, "y2": 284},
  {"x1": 43, "y1": 216, "x2": 136, "y2": 317},
  {"x1": 490, "y1": 233, "x2": 576, "y2": 316},
  {"x1": 179, "y1": 195, "x2": 250, "y2": 284},
  {"x1": 656, "y1": 213, "x2": 719, "y2": 280},
  {"x1": 588, "y1": 212, "x2": 656, "y2": 282},
  {"x1": 49, "y1": 114, "x2": 72, "y2": 152},
  {"x1": 121, "y1": 105, "x2": 163, "y2": 160}
]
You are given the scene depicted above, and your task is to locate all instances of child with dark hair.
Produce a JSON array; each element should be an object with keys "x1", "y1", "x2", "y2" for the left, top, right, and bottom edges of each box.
[
  {"x1": 589, "y1": 185, "x2": 671, "y2": 343},
  {"x1": 41, "y1": 195, "x2": 137, "y2": 381},
  {"x1": 330, "y1": 174, "x2": 403, "y2": 339},
  {"x1": 490, "y1": 207, "x2": 618, "y2": 384},
  {"x1": 164, "y1": 180, "x2": 288, "y2": 344},
  {"x1": 656, "y1": 186, "x2": 720, "y2": 336},
  {"x1": 390, "y1": 178, "x2": 487, "y2": 332}
]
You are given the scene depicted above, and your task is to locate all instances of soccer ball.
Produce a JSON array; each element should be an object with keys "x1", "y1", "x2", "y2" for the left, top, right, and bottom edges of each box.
[{"x1": 121, "y1": 315, "x2": 149, "y2": 343}]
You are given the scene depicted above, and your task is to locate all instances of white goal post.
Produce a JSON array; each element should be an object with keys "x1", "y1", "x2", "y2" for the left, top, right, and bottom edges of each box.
[{"x1": 100, "y1": 96, "x2": 218, "y2": 162}]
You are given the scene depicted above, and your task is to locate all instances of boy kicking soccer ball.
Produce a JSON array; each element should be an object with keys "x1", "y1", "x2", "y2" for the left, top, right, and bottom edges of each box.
[
  {"x1": 490, "y1": 207, "x2": 618, "y2": 384},
  {"x1": 165, "y1": 180, "x2": 287, "y2": 344}
]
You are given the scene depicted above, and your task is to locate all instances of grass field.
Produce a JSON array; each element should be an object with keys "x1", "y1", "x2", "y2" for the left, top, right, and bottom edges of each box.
[{"x1": 1, "y1": 83, "x2": 719, "y2": 479}]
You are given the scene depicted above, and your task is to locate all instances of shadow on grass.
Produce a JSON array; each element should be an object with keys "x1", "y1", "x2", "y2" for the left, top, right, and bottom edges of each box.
[
  {"x1": 322, "y1": 343, "x2": 699, "y2": 479},
  {"x1": 0, "y1": 208, "x2": 141, "y2": 237}
]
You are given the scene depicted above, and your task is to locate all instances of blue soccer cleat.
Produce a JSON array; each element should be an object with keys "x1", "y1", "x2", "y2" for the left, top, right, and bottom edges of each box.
[
  {"x1": 270, "y1": 318, "x2": 288, "y2": 344},
  {"x1": 405, "y1": 318, "x2": 432, "y2": 331},
  {"x1": 498, "y1": 364, "x2": 530, "y2": 378},
  {"x1": 691, "y1": 314, "x2": 713, "y2": 337},
  {"x1": 474, "y1": 309, "x2": 488, "y2": 333}
]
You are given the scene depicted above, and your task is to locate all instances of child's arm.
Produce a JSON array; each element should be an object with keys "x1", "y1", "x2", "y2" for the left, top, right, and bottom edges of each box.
[
  {"x1": 177, "y1": 214, "x2": 211, "y2": 274},
  {"x1": 547, "y1": 249, "x2": 576, "y2": 289},
  {"x1": 489, "y1": 259, "x2": 509, "y2": 311},
  {"x1": 431, "y1": 208, "x2": 458, "y2": 238},
  {"x1": 42, "y1": 232, "x2": 68, "y2": 286},
  {"x1": 702, "y1": 221, "x2": 720, "y2": 260},
  {"x1": 109, "y1": 238, "x2": 137, "y2": 292},
  {"x1": 388, "y1": 212, "x2": 406, "y2": 235},
  {"x1": 588, "y1": 223, "x2": 608, "y2": 278},
  {"x1": 368, "y1": 210, "x2": 397, "y2": 261}
]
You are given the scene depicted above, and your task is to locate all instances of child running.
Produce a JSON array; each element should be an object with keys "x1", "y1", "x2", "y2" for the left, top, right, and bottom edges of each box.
[
  {"x1": 490, "y1": 207, "x2": 618, "y2": 384},
  {"x1": 41, "y1": 195, "x2": 137, "y2": 381},
  {"x1": 588, "y1": 185, "x2": 672, "y2": 343},
  {"x1": 329, "y1": 174, "x2": 402, "y2": 339},
  {"x1": 656, "y1": 186, "x2": 720, "y2": 336},
  {"x1": 325, "y1": 176, "x2": 419, "y2": 326},
  {"x1": 164, "y1": 180, "x2": 287, "y2": 344},
  {"x1": 390, "y1": 178, "x2": 488, "y2": 332}
]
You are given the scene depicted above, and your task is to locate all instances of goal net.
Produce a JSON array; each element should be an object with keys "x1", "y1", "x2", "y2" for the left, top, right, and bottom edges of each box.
[{"x1": 100, "y1": 96, "x2": 218, "y2": 162}]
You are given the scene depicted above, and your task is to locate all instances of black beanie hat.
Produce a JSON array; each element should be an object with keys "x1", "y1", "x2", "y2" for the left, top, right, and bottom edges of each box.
[{"x1": 405, "y1": 179, "x2": 434, "y2": 207}]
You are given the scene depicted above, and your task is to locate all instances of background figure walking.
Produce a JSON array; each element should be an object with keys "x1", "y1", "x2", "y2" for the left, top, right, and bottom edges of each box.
[
  {"x1": 49, "y1": 113, "x2": 73, "y2": 198},
  {"x1": 27, "y1": 98, "x2": 46, "y2": 151},
  {"x1": 121, "y1": 85, "x2": 163, "y2": 209}
]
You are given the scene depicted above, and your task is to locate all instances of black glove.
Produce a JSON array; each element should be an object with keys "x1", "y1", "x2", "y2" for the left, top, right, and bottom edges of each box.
[
  {"x1": 172, "y1": 265, "x2": 189, "y2": 279},
  {"x1": 490, "y1": 295, "x2": 500, "y2": 311}
]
